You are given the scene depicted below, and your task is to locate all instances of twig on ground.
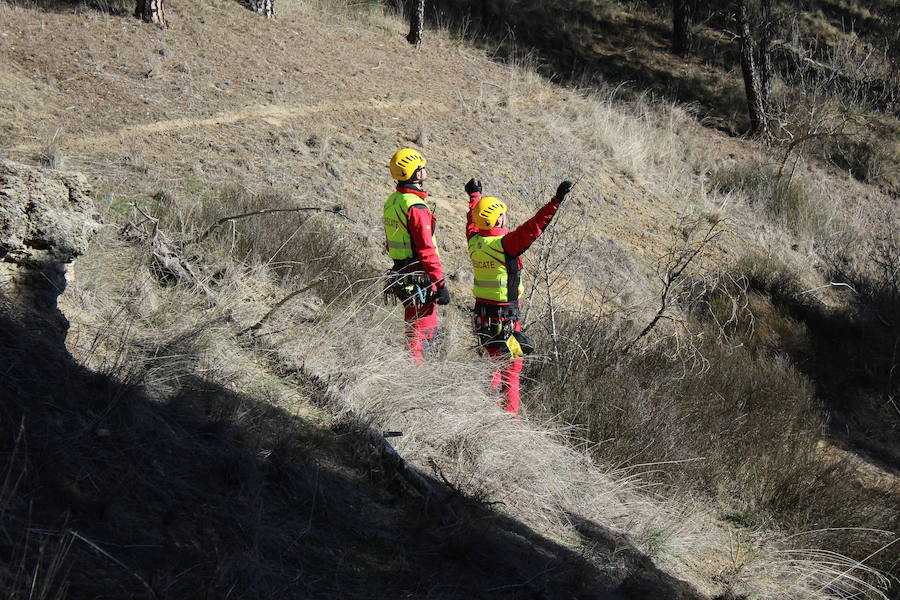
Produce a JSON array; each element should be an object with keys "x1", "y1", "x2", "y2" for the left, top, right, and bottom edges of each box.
[{"x1": 239, "y1": 277, "x2": 326, "y2": 336}]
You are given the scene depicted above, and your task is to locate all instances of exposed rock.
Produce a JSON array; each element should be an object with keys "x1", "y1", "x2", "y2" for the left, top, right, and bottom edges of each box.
[{"x1": 0, "y1": 159, "x2": 101, "y2": 339}]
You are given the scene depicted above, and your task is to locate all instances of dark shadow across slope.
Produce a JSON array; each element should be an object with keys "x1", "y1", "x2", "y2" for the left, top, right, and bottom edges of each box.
[{"x1": 0, "y1": 308, "x2": 709, "y2": 599}]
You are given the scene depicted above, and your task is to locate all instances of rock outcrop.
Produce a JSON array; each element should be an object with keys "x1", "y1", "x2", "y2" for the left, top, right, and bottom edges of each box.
[{"x1": 0, "y1": 159, "x2": 100, "y2": 339}]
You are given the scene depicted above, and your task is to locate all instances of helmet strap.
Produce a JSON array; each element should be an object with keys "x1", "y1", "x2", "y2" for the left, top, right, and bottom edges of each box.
[{"x1": 401, "y1": 179, "x2": 425, "y2": 191}]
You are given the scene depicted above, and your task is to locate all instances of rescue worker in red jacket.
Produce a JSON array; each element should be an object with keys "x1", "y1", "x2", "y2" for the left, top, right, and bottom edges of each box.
[
  {"x1": 384, "y1": 149, "x2": 450, "y2": 363},
  {"x1": 465, "y1": 178, "x2": 574, "y2": 416}
]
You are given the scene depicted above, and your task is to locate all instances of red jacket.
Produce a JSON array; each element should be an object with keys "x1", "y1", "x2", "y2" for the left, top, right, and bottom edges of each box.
[
  {"x1": 396, "y1": 186, "x2": 444, "y2": 286},
  {"x1": 466, "y1": 191, "x2": 563, "y2": 304}
]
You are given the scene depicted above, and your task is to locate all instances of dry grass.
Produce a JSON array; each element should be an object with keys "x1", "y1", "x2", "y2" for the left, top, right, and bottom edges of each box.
[
  {"x1": 1, "y1": 0, "x2": 897, "y2": 598},
  {"x1": 249, "y1": 269, "x2": 894, "y2": 599},
  {"x1": 709, "y1": 160, "x2": 832, "y2": 236},
  {"x1": 73, "y1": 168, "x2": 889, "y2": 598}
]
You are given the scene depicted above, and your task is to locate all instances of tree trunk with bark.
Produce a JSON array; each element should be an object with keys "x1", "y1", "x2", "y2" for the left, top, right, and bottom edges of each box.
[
  {"x1": 672, "y1": 0, "x2": 692, "y2": 56},
  {"x1": 135, "y1": 0, "x2": 167, "y2": 26},
  {"x1": 255, "y1": 0, "x2": 275, "y2": 18},
  {"x1": 407, "y1": 0, "x2": 425, "y2": 47},
  {"x1": 737, "y1": 0, "x2": 769, "y2": 138},
  {"x1": 757, "y1": 0, "x2": 773, "y2": 107}
]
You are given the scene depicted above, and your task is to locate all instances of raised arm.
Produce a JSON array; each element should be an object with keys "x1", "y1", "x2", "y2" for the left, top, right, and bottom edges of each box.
[
  {"x1": 501, "y1": 182, "x2": 573, "y2": 258},
  {"x1": 500, "y1": 197, "x2": 561, "y2": 257},
  {"x1": 465, "y1": 178, "x2": 483, "y2": 240}
]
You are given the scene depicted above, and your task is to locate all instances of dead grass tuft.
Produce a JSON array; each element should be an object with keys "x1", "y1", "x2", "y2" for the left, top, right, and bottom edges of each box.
[{"x1": 36, "y1": 127, "x2": 66, "y2": 170}]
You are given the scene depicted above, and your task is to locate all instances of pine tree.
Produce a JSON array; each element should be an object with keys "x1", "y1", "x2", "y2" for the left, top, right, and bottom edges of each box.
[
  {"x1": 407, "y1": 0, "x2": 425, "y2": 46},
  {"x1": 255, "y1": 0, "x2": 275, "y2": 18},
  {"x1": 135, "y1": 0, "x2": 167, "y2": 26}
]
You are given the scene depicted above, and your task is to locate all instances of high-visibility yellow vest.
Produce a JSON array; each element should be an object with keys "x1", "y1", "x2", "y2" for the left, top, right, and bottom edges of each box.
[
  {"x1": 468, "y1": 234, "x2": 523, "y2": 303},
  {"x1": 383, "y1": 192, "x2": 437, "y2": 261}
]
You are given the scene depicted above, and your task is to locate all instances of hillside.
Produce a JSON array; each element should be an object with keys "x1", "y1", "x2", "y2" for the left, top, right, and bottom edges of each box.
[{"x1": 1, "y1": 0, "x2": 898, "y2": 599}]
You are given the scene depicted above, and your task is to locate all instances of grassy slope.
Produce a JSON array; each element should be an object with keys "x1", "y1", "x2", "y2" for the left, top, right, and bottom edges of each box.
[
  {"x1": 0, "y1": 0, "x2": 897, "y2": 598},
  {"x1": 0, "y1": 0, "x2": 843, "y2": 291}
]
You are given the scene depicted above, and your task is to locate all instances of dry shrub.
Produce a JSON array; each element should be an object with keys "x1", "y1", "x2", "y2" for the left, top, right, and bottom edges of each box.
[
  {"x1": 769, "y1": 26, "x2": 899, "y2": 186},
  {"x1": 528, "y1": 313, "x2": 819, "y2": 511},
  {"x1": 143, "y1": 181, "x2": 372, "y2": 303},
  {"x1": 203, "y1": 184, "x2": 372, "y2": 301},
  {"x1": 254, "y1": 272, "x2": 896, "y2": 599},
  {"x1": 709, "y1": 161, "x2": 827, "y2": 235},
  {"x1": 525, "y1": 251, "x2": 899, "y2": 587}
]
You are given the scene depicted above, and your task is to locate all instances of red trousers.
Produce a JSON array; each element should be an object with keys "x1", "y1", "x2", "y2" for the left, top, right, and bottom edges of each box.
[
  {"x1": 404, "y1": 301, "x2": 439, "y2": 364},
  {"x1": 475, "y1": 316, "x2": 523, "y2": 417},
  {"x1": 485, "y1": 348, "x2": 523, "y2": 417}
]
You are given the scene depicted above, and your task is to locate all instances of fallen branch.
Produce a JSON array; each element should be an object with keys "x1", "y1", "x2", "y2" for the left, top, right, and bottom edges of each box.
[
  {"x1": 149, "y1": 225, "x2": 213, "y2": 296},
  {"x1": 196, "y1": 206, "x2": 352, "y2": 243},
  {"x1": 121, "y1": 207, "x2": 213, "y2": 296},
  {"x1": 370, "y1": 429, "x2": 459, "y2": 522},
  {"x1": 239, "y1": 277, "x2": 326, "y2": 336}
]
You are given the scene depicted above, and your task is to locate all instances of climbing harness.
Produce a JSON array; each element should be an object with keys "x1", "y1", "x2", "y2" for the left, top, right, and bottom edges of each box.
[
  {"x1": 471, "y1": 304, "x2": 534, "y2": 359},
  {"x1": 384, "y1": 269, "x2": 433, "y2": 307}
]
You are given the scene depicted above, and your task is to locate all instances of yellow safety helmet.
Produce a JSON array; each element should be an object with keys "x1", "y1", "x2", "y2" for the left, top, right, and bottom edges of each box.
[
  {"x1": 473, "y1": 196, "x2": 507, "y2": 230},
  {"x1": 389, "y1": 148, "x2": 427, "y2": 181}
]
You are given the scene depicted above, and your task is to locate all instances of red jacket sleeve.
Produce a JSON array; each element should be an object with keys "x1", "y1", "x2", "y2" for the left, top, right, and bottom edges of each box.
[
  {"x1": 407, "y1": 204, "x2": 445, "y2": 285},
  {"x1": 466, "y1": 192, "x2": 482, "y2": 240},
  {"x1": 501, "y1": 196, "x2": 562, "y2": 258}
]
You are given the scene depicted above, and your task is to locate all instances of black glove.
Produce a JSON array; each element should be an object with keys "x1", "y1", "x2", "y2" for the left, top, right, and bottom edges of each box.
[
  {"x1": 435, "y1": 284, "x2": 451, "y2": 305},
  {"x1": 465, "y1": 178, "x2": 482, "y2": 195},
  {"x1": 555, "y1": 180, "x2": 574, "y2": 202}
]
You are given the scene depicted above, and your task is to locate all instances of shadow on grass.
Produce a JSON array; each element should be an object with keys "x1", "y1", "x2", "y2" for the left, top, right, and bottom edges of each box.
[
  {"x1": 0, "y1": 307, "x2": 709, "y2": 599},
  {"x1": 21, "y1": 0, "x2": 133, "y2": 17},
  {"x1": 427, "y1": 0, "x2": 748, "y2": 133},
  {"x1": 749, "y1": 272, "x2": 900, "y2": 473},
  {"x1": 567, "y1": 514, "x2": 721, "y2": 600}
]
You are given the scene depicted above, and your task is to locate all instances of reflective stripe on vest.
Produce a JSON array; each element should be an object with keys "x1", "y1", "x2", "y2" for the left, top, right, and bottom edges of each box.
[
  {"x1": 468, "y1": 234, "x2": 523, "y2": 302},
  {"x1": 473, "y1": 279, "x2": 503, "y2": 288},
  {"x1": 383, "y1": 192, "x2": 437, "y2": 261}
]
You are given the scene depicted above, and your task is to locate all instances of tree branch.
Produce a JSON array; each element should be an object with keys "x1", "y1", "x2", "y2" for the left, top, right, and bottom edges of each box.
[
  {"x1": 196, "y1": 206, "x2": 352, "y2": 243},
  {"x1": 621, "y1": 219, "x2": 723, "y2": 354}
]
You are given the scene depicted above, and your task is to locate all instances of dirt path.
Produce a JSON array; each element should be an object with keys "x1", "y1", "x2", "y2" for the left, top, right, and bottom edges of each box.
[
  {"x1": 817, "y1": 440, "x2": 900, "y2": 495},
  {"x1": 10, "y1": 96, "x2": 441, "y2": 154}
]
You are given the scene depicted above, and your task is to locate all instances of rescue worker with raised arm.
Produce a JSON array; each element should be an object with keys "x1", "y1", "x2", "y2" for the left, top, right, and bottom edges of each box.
[
  {"x1": 465, "y1": 178, "x2": 574, "y2": 417},
  {"x1": 384, "y1": 148, "x2": 450, "y2": 363}
]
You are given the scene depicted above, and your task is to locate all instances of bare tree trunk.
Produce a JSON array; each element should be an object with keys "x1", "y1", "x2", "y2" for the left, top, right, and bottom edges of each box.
[
  {"x1": 672, "y1": 0, "x2": 692, "y2": 56},
  {"x1": 407, "y1": 0, "x2": 425, "y2": 46},
  {"x1": 737, "y1": 0, "x2": 769, "y2": 138},
  {"x1": 757, "y1": 0, "x2": 773, "y2": 107},
  {"x1": 135, "y1": 0, "x2": 167, "y2": 26},
  {"x1": 254, "y1": 0, "x2": 275, "y2": 18},
  {"x1": 479, "y1": 0, "x2": 494, "y2": 29}
]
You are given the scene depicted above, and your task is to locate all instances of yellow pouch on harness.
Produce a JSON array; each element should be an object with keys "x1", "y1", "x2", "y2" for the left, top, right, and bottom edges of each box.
[
  {"x1": 479, "y1": 328, "x2": 533, "y2": 360},
  {"x1": 505, "y1": 333, "x2": 524, "y2": 359}
]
